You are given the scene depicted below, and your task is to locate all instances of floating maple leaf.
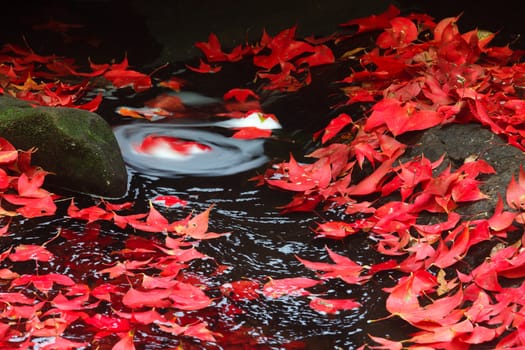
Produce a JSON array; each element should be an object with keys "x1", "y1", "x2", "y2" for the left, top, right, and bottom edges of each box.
[
  {"x1": 262, "y1": 277, "x2": 319, "y2": 298},
  {"x1": 309, "y1": 297, "x2": 360, "y2": 314},
  {"x1": 9, "y1": 244, "x2": 54, "y2": 262},
  {"x1": 339, "y1": 5, "x2": 401, "y2": 33}
]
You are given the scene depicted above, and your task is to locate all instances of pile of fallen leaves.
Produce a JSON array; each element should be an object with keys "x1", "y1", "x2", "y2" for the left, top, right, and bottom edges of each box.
[
  {"x1": 256, "y1": 6, "x2": 525, "y2": 349},
  {"x1": 2, "y1": 3, "x2": 525, "y2": 349}
]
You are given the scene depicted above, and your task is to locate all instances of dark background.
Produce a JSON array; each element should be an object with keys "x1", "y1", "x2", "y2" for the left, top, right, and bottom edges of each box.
[{"x1": 1, "y1": 0, "x2": 523, "y2": 68}]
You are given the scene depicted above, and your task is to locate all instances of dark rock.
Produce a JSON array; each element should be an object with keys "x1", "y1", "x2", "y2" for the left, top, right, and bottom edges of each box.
[
  {"x1": 0, "y1": 96, "x2": 127, "y2": 198},
  {"x1": 405, "y1": 123, "x2": 525, "y2": 217}
]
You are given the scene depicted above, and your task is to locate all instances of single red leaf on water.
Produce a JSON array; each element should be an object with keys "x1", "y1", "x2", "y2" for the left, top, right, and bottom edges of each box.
[
  {"x1": 317, "y1": 113, "x2": 352, "y2": 144},
  {"x1": 183, "y1": 321, "x2": 218, "y2": 342},
  {"x1": 309, "y1": 297, "x2": 360, "y2": 314},
  {"x1": 128, "y1": 203, "x2": 169, "y2": 233},
  {"x1": 9, "y1": 244, "x2": 54, "y2": 262},
  {"x1": 314, "y1": 221, "x2": 357, "y2": 239},
  {"x1": 176, "y1": 205, "x2": 229, "y2": 240},
  {"x1": 339, "y1": 4, "x2": 401, "y2": 33},
  {"x1": 297, "y1": 247, "x2": 367, "y2": 284},
  {"x1": 223, "y1": 88, "x2": 259, "y2": 103},
  {"x1": 99, "y1": 259, "x2": 152, "y2": 279},
  {"x1": 67, "y1": 199, "x2": 113, "y2": 223},
  {"x1": 186, "y1": 59, "x2": 222, "y2": 73},
  {"x1": 152, "y1": 195, "x2": 187, "y2": 207},
  {"x1": 295, "y1": 44, "x2": 335, "y2": 67},
  {"x1": 266, "y1": 155, "x2": 332, "y2": 192},
  {"x1": 104, "y1": 69, "x2": 152, "y2": 92},
  {"x1": 194, "y1": 33, "x2": 249, "y2": 62},
  {"x1": 231, "y1": 127, "x2": 272, "y2": 139},
  {"x1": 194, "y1": 33, "x2": 229, "y2": 62},
  {"x1": 220, "y1": 280, "x2": 261, "y2": 301},
  {"x1": 262, "y1": 277, "x2": 319, "y2": 298},
  {"x1": 159, "y1": 77, "x2": 185, "y2": 91}
]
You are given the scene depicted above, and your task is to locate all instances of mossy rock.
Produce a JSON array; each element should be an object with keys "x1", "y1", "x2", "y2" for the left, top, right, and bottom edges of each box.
[{"x1": 0, "y1": 95, "x2": 127, "y2": 198}]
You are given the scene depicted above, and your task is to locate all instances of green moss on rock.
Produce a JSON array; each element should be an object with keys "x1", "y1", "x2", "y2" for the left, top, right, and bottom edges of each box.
[{"x1": 0, "y1": 95, "x2": 127, "y2": 197}]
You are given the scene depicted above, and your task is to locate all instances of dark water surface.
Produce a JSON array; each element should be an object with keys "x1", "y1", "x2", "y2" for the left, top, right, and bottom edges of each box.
[
  {"x1": 3, "y1": 69, "x2": 414, "y2": 349},
  {"x1": 0, "y1": 1, "x2": 463, "y2": 348}
]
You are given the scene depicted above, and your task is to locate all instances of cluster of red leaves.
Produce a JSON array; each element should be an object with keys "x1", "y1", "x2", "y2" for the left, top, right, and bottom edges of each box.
[
  {"x1": 252, "y1": 6, "x2": 525, "y2": 349},
  {"x1": 3, "y1": 6, "x2": 525, "y2": 348},
  {"x1": 191, "y1": 27, "x2": 334, "y2": 91},
  {"x1": 0, "y1": 199, "x2": 229, "y2": 349},
  {"x1": 0, "y1": 43, "x2": 152, "y2": 110},
  {"x1": 0, "y1": 138, "x2": 56, "y2": 225}
]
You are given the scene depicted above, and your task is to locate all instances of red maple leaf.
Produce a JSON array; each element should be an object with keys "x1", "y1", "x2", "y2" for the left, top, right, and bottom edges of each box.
[
  {"x1": 316, "y1": 113, "x2": 352, "y2": 144},
  {"x1": 309, "y1": 297, "x2": 360, "y2": 314},
  {"x1": 220, "y1": 280, "x2": 261, "y2": 301},
  {"x1": 186, "y1": 59, "x2": 222, "y2": 73},
  {"x1": 9, "y1": 244, "x2": 54, "y2": 262},
  {"x1": 195, "y1": 33, "x2": 250, "y2": 62},
  {"x1": 262, "y1": 277, "x2": 319, "y2": 298},
  {"x1": 223, "y1": 88, "x2": 259, "y2": 103},
  {"x1": 253, "y1": 26, "x2": 315, "y2": 70},
  {"x1": 297, "y1": 247, "x2": 368, "y2": 284},
  {"x1": 339, "y1": 5, "x2": 401, "y2": 33},
  {"x1": 376, "y1": 17, "x2": 419, "y2": 49},
  {"x1": 231, "y1": 127, "x2": 272, "y2": 139}
]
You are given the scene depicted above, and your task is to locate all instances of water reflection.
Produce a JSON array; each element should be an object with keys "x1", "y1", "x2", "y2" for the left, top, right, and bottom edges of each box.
[{"x1": 114, "y1": 123, "x2": 269, "y2": 177}]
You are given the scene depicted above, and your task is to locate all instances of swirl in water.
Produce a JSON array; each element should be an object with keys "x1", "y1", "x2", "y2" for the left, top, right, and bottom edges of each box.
[{"x1": 113, "y1": 123, "x2": 269, "y2": 178}]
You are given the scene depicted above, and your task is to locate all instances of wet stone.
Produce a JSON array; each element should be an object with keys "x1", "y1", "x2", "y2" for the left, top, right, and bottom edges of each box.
[
  {"x1": 0, "y1": 95, "x2": 127, "y2": 198},
  {"x1": 404, "y1": 123, "x2": 525, "y2": 217}
]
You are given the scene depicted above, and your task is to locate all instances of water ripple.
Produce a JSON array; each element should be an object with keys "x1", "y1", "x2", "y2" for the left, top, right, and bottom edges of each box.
[{"x1": 114, "y1": 123, "x2": 269, "y2": 178}]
